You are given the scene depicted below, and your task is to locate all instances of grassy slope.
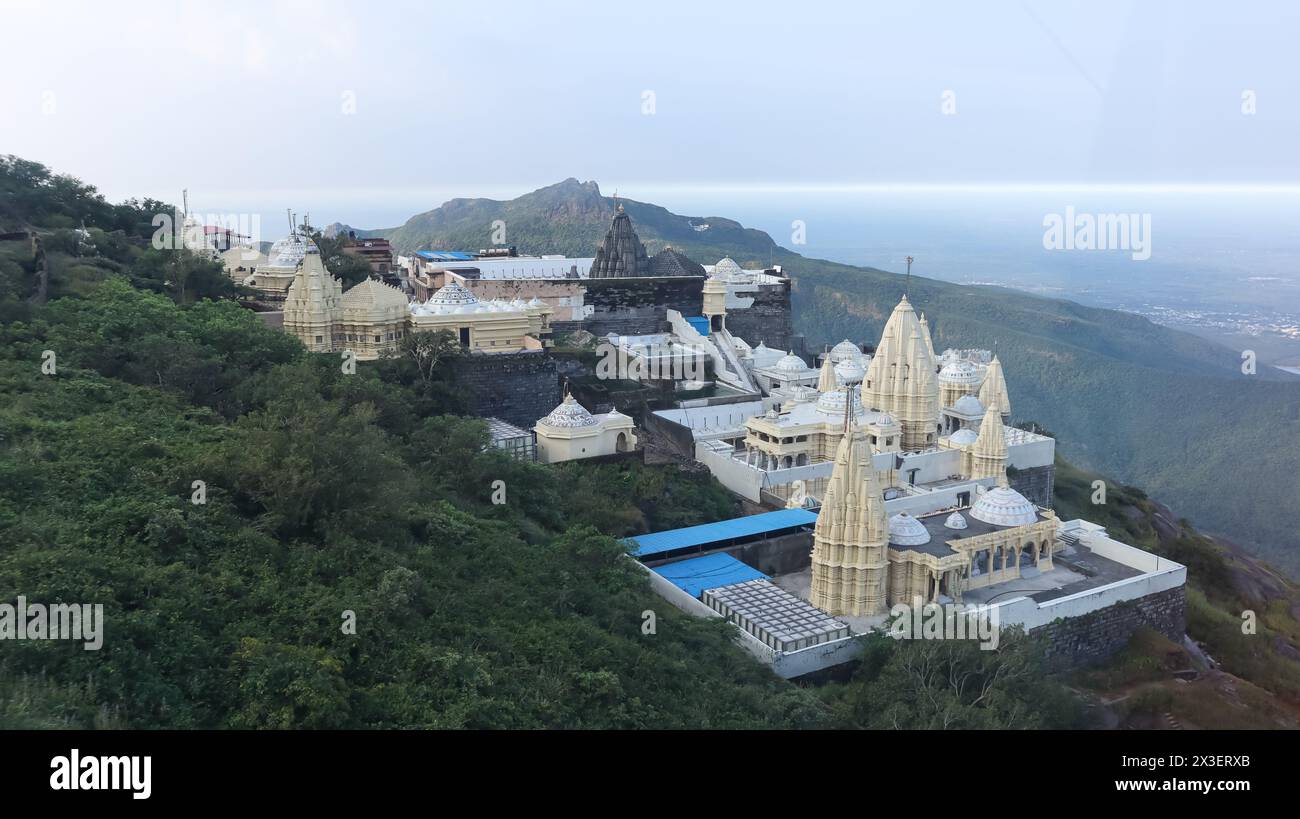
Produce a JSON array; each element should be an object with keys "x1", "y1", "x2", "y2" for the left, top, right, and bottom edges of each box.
[{"x1": 1052, "y1": 457, "x2": 1300, "y2": 728}]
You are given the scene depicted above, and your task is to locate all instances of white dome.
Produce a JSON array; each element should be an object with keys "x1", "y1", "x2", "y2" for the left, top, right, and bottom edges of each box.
[
  {"x1": 953, "y1": 394, "x2": 985, "y2": 416},
  {"x1": 834, "y1": 359, "x2": 865, "y2": 385},
  {"x1": 944, "y1": 511, "x2": 969, "y2": 530},
  {"x1": 873, "y1": 412, "x2": 897, "y2": 427},
  {"x1": 816, "y1": 387, "x2": 864, "y2": 417},
  {"x1": 427, "y1": 282, "x2": 479, "y2": 307},
  {"x1": 266, "y1": 233, "x2": 316, "y2": 268},
  {"x1": 829, "y1": 339, "x2": 862, "y2": 363},
  {"x1": 749, "y1": 342, "x2": 784, "y2": 368},
  {"x1": 774, "y1": 351, "x2": 809, "y2": 373},
  {"x1": 939, "y1": 361, "x2": 982, "y2": 385},
  {"x1": 888, "y1": 513, "x2": 931, "y2": 546},
  {"x1": 969, "y1": 486, "x2": 1039, "y2": 527},
  {"x1": 949, "y1": 428, "x2": 979, "y2": 446},
  {"x1": 712, "y1": 257, "x2": 745, "y2": 280},
  {"x1": 539, "y1": 395, "x2": 598, "y2": 429}
]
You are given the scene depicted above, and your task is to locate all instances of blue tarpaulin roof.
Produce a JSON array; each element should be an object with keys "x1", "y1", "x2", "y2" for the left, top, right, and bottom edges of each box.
[
  {"x1": 627, "y1": 508, "x2": 818, "y2": 558},
  {"x1": 653, "y1": 553, "x2": 769, "y2": 598},
  {"x1": 685, "y1": 315, "x2": 710, "y2": 337}
]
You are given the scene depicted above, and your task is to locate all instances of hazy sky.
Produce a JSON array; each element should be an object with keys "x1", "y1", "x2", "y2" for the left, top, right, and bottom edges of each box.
[{"x1": 3, "y1": 0, "x2": 1298, "y2": 227}]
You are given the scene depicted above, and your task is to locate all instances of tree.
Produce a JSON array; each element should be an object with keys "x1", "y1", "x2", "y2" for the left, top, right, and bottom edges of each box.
[
  {"x1": 827, "y1": 631, "x2": 1084, "y2": 729},
  {"x1": 128, "y1": 246, "x2": 241, "y2": 305},
  {"x1": 306, "y1": 228, "x2": 372, "y2": 288},
  {"x1": 387, "y1": 329, "x2": 461, "y2": 392}
]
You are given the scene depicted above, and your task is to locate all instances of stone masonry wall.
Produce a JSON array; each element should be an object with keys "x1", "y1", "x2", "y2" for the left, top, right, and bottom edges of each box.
[
  {"x1": 725, "y1": 279, "x2": 803, "y2": 355},
  {"x1": 582, "y1": 276, "x2": 705, "y2": 337},
  {"x1": 1009, "y1": 463, "x2": 1055, "y2": 508},
  {"x1": 454, "y1": 350, "x2": 561, "y2": 429},
  {"x1": 1029, "y1": 585, "x2": 1186, "y2": 670}
]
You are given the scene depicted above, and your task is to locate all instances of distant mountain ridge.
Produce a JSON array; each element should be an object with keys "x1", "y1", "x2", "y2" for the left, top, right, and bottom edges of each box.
[
  {"x1": 372, "y1": 179, "x2": 1300, "y2": 576},
  {"x1": 371, "y1": 178, "x2": 782, "y2": 266}
]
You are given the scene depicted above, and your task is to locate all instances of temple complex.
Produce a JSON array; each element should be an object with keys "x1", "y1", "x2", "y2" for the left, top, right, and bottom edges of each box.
[{"x1": 232, "y1": 193, "x2": 1184, "y2": 680}]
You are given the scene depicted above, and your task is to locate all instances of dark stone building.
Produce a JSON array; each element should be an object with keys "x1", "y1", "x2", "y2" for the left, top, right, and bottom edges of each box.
[
  {"x1": 582, "y1": 276, "x2": 706, "y2": 337},
  {"x1": 589, "y1": 204, "x2": 651, "y2": 278},
  {"x1": 1009, "y1": 463, "x2": 1055, "y2": 508},
  {"x1": 722, "y1": 273, "x2": 805, "y2": 355},
  {"x1": 454, "y1": 350, "x2": 561, "y2": 429},
  {"x1": 648, "y1": 247, "x2": 706, "y2": 277}
]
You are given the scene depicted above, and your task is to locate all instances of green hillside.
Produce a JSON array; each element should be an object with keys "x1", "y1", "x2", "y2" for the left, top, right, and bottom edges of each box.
[{"x1": 371, "y1": 178, "x2": 1300, "y2": 576}]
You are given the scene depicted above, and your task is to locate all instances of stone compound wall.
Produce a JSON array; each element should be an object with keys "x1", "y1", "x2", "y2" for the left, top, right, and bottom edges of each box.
[
  {"x1": 1029, "y1": 585, "x2": 1186, "y2": 670},
  {"x1": 581, "y1": 276, "x2": 705, "y2": 337},
  {"x1": 725, "y1": 279, "x2": 804, "y2": 355},
  {"x1": 1010, "y1": 463, "x2": 1055, "y2": 508},
  {"x1": 454, "y1": 350, "x2": 561, "y2": 429}
]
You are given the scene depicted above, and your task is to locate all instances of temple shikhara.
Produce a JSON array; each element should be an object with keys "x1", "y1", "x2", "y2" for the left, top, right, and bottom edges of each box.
[{"x1": 224, "y1": 191, "x2": 1187, "y2": 679}]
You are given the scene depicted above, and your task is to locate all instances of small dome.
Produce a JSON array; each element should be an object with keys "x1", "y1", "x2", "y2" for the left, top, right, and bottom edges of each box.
[
  {"x1": 829, "y1": 339, "x2": 862, "y2": 364},
  {"x1": 939, "y1": 361, "x2": 982, "y2": 385},
  {"x1": 874, "y1": 412, "x2": 897, "y2": 427},
  {"x1": 888, "y1": 512, "x2": 931, "y2": 546},
  {"x1": 969, "y1": 486, "x2": 1039, "y2": 527},
  {"x1": 816, "y1": 387, "x2": 864, "y2": 417},
  {"x1": 949, "y1": 428, "x2": 979, "y2": 445},
  {"x1": 944, "y1": 511, "x2": 969, "y2": 530},
  {"x1": 953, "y1": 394, "x2": 985, "y2": 416},
  {"x1": 539, "y1": 395, "x2": 598, "y2": 429},
  {"x1": 834, "y1": 359, "x2": 865, "y2": 385},
  {"x1": 266, "y1": 233, "x2": 316, "y2": 268},
  {"x1": 427, "y1": 282, "x2": 479, "y2": 307},
  {"x1": 774, "y1": 351, "x2": 810, "y2": 372},
  {"x1": 749, "y1": 341, "x2": 784, "y2": 368},
  {"x1": 712, "y1": 257, "x2": 745, "y2": 280}
]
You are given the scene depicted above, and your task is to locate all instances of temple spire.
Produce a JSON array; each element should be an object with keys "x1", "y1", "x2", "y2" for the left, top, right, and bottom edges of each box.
[{"x1": 589, "y1": 201, "x2": 649, "y2": 278}]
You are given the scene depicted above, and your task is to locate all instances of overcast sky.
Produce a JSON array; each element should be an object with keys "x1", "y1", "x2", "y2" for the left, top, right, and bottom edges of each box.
[{"x1": 2, "y1": 0, "x2": 1297, "y2": 227}]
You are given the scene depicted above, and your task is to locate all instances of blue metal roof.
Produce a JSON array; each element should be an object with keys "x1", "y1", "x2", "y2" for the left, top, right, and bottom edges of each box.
[
  {"x1": 685, "y1": 315, "x2": 710, "y2": 337},
  {"x1": 415, "y1": 250, "x2": 477, "y2": 261},
  {"x1": 653, "y1": 553, "x2": 769, "y2": 598},
  {"x1": 627, "y1": 508, "x2": 818, "y2": 558}
]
